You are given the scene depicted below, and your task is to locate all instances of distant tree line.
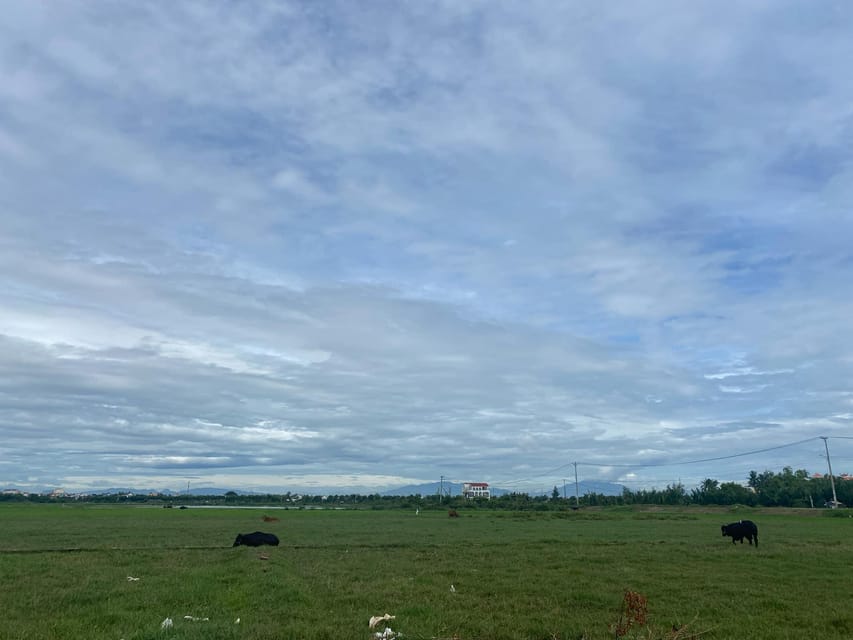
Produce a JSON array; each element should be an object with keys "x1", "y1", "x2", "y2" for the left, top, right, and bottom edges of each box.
[
  {"x1": 584, "y1": 467, "x2": 845, "y2": 509},
  {"x1": 2, "y1": 467, "x2": 847, "y2": 509}
]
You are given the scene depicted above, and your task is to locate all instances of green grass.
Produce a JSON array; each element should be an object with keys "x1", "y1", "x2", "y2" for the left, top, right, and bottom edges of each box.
[{"x1": 1, "y1": 504, "x2": 851, "y2": 639}]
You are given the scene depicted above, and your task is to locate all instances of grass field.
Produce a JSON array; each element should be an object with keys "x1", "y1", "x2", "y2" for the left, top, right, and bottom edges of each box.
[{"x1": 0, "y1": 503, "x2": 850, "y2": 639}]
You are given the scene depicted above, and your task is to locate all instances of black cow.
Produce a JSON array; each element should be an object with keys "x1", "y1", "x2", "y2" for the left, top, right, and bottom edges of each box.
[
  {"x1": 721, "y1": 520, "x2": 758, "y2": 547},
  {"x1": 233, "y1": 531, "x2": 279, "y2": 547}
]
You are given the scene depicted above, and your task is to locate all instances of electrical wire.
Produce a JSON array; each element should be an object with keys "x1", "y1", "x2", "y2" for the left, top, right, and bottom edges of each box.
[
  {"x1": 493, "y1": 436, "x2": 821, "y2": 487},
  {"x1": 578, "y1": 436, "x2": 820, "y2": 468}
]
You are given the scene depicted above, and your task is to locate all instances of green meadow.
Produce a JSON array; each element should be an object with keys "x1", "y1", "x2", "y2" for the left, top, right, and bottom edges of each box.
[{"x1": 0, "y1": 503, "x2": 851, "y2": 639}]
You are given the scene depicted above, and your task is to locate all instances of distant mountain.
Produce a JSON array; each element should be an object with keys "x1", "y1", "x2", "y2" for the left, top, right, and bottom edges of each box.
[
  {"x1": 563, "y1": 480, "x2": 625, "y2": 497},
  {"x1": 8, "y1": 481, "x2": 625, "y2": 499},
  {"x1": 382, "y1": 480, "x2": 624, "y2": 497},
  {"x1": 186, "y1": 487, "x2": 261, "y2": 496},
  {"x1": 88, "y1": 487, "x2": 259, "y2": 496},
  {"x1": 382, "y1": 481, "x2": 467, "y2": 497},
  {"x1": 88, "y1": 487, "x2": 162, "y2": 496}
]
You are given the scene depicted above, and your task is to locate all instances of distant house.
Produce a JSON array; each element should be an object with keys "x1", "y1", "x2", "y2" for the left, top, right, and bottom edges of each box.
[
  {"x1": 812, "y1": 473, "x2": 853, "y2": 481},
  {"x1": 462, "y1": 482, "x2": 490, "y2": 500}
]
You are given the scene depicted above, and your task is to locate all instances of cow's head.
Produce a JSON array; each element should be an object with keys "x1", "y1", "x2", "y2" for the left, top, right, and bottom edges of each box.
[
  {"x1": 720, "y1": 525, "x2": 728, "y2": 536},
  {"x1": 232, "y1": 534, "x2": 244, "y2": 547}
]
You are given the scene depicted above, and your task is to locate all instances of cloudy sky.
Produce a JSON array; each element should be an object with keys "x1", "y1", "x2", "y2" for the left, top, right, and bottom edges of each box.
[{"x1": 2, "y1": 1, "x2": 852, "y2": 495}]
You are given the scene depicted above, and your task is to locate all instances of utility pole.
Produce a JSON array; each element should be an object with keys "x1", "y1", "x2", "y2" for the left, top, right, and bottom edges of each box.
[
  {"x1": 573, "y1": 462, "x2": 580, "y2": 507},
  {"x1": 821, "y1": 437, "x2": 839, "y2": 508},
  {"x1": 563, "y1": 478, "x2": 567, "y2": 501},
  {"x1": 439, "y1": 475, "x2": 444, "y2": 503}
]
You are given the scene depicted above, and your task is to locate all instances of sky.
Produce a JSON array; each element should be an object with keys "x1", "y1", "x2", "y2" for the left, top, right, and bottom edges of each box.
[{"x1": 2, "y1": 1, "x2": 852, "y2": 495}]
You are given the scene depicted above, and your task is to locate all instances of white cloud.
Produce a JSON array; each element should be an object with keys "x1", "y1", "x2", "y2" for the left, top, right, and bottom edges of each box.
[
  {"x1": 719, "y1": 385, "x2": 769, "y2": 394},
  {"x1": 271, "y1": 168, "x2": 330, "y2": 203},
  {"x1": 705, "y1": 368, "x2": 795, "y2": 380},
  {"x1": 1, "y1": 1, "x2": 853, "y2": 494}
]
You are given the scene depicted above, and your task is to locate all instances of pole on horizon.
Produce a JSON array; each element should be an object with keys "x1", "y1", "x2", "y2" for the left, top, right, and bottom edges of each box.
[
  {"x1": 573, "y1": 462, "x2": 580, "y2": 507},
  {"x1": 821, "y1": 436, "x2": 839, "y2": 508},
  {"x1": 563, "y1": 478, "x2": 567, "y2": 501},
  {"x1": 439, "y1": 475, "x2": 444, "y2": 503}
]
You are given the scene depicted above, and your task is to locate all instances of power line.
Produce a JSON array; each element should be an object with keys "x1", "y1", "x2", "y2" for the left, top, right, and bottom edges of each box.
[
  {"x1": 496, "y1": 460, "x2": 577, "y2": 487},
  {"x1": 493, "y1": 436, "x2": 821, "y2": 486},
  {"x1": 577, "y1": 437, "x2": 820, "y2": 468}
]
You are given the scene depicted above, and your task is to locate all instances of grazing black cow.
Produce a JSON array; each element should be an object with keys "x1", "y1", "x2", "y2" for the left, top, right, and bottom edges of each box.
[
  {"x1": 232, "y1": 531, "x2": 279, "y2": 547},
  {"x1": 721, "y1": 520, "x2": 758, "y2": 547}
]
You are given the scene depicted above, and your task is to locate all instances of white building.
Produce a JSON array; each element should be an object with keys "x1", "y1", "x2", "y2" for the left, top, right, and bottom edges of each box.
[{"x1": 462, "y1": 482, "x2": 490, "y2": 500}]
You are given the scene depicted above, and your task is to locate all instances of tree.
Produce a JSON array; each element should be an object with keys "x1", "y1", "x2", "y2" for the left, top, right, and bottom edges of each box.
[
  {"x1": 718, "y1": 482, "x2": 755, "y2": 506},
  {"x1": 661, "y1": 482, "x2": 688, "y2": 505},
  {"x1": 691, "y1": 478, "x2": 720, "y2": 505},
  {"x1": 551, "y1": 486, "x2": 561, "y2": 501}
]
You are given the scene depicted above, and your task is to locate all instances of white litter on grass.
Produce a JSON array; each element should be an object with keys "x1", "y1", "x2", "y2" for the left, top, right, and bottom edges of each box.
[
  {"x1": 160, "y1": 617, "x2": 173, "y2": 629},
  {"x1": 235, "y1": 618, "x2": 241, "y2": 624},
  {"x1": 369, "y1": 613, "x2": 395, "y2": 629},
  {"x1": 126, "y1": 576, "x2": 140, "y2": 581},
  {"x1": 183, "y1": 615, "x2": 210, "y2": 622},
  {"x1": 374, "y1": 628, "x2": 399, "y2": 639},
  {"x1": 450, "y1": 584, "x2": 456, "y2": 593}
]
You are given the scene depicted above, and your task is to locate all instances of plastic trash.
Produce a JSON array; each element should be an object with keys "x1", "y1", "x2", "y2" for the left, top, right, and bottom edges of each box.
[{"x1": 369, "y1": 614, "x2": 395, "y2": 629}]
